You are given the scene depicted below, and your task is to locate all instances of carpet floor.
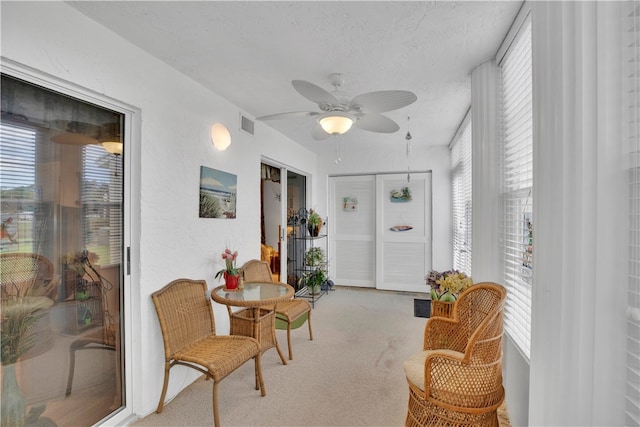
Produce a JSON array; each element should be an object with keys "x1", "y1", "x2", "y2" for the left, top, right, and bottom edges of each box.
[{"x1": 132, "y1": 286, "x2": 510, "y2": 427}]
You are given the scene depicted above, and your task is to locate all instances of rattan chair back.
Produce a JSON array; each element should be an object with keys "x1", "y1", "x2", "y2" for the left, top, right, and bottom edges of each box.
[
  {"x1": 0, "y1": 252, "x2": 56, "y2": 300},
  {"x1": 241, "y1": 259, "x2": 274, "y2": 282},
  {"x1": 153, "y1": 279, "x2": 216, "y2": 358}
]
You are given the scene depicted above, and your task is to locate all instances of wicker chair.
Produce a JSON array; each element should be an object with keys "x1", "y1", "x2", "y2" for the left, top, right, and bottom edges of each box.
[
  {"x1": 151, "y1": 279, "x2": 265, "y2": 427},
  {"x1": 0, "y1": 252, "x2": 57, "y2": 300},
  {"x1": 241, "y1": 259, "x2": 313, "y2": 360},
  {"x1": 403, "y1": 282, "x2": 507, "y2": 427}
]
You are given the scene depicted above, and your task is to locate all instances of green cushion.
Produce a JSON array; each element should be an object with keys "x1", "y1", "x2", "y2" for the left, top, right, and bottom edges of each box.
[{"x1": 275, "y1": 312, "x2": 308, "y2": 330}]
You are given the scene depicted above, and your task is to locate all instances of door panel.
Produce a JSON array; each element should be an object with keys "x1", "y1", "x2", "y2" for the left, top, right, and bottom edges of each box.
[
  {"x1": 376, "y1": 173, "x2": 432, "y2": 292},
  {"x1": 329, "y1": 175, "x2": 375, "y2": 287}
]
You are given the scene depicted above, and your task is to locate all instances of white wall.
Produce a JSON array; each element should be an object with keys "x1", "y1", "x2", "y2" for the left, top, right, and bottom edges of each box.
[{"x1": 1, "y1": 1, "x2": 316, "y2": 420}]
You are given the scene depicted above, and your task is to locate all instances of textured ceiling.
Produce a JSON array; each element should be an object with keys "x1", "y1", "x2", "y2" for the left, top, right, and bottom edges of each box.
[{"x1": 69, "y1": 1, "x2": 522, "y2": 154}]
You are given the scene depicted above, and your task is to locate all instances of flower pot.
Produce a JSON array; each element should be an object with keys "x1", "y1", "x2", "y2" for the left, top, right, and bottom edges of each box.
[
  {"x1": 224, "y1": 272, "x2": 239, "y2": 290},
  {"x1": 308, "y1": 222, "x2": 322, "y2": 237},
  {"x1": 431, "y1": 300, "x2": 454, "y2": 318},
  {"x1": 1, "y1": 364, "x2": 25, "y2": 427},
  {"x1": 308, "y1": 285, "x2": 321, "y2": 295}
]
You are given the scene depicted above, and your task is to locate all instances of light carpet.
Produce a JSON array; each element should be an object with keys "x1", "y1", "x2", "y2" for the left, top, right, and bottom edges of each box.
[{"x1": 132, "y1": 286, "x2": 509, "y2": 427}]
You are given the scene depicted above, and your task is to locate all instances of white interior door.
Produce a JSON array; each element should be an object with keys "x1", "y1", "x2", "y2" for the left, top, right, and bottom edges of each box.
[
  {"x1": 376, "y1": 173, "x2": 432, "y2": 292},
  {"x1": 329, "y1": 175, "x2": 376, "y2": 287}
]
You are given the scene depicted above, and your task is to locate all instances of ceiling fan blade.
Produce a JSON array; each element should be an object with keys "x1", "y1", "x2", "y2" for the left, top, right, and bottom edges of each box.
[
  {"x1": 311, "y1": 124, "x2": 331, "y2": 140},
  {"x1": 256, "y1": 111, "x2": 318, "y2": 121},
  {"x1": 353, "y1": 113, "x2": 400, "y2": 133},
  {"x1": 349, "y1": 90, "x2": 417, "y2": 113},
  {"x1": 292, "y1": 80, "x2": 340, "y2": 108}
]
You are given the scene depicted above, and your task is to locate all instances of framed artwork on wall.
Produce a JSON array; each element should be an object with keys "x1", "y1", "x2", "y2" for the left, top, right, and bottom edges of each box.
[{"x1": 199, "y1": 166, "x2": 237, "y2": 219}]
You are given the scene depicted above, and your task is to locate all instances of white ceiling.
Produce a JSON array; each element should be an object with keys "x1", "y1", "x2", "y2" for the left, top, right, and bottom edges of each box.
[{"x1": 69, "y1": 1, "x2": 522, "y2": 154}]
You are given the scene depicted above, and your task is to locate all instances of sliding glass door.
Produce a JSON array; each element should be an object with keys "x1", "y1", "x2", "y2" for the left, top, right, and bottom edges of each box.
[{"x1": 1, "y1": 74, "x2": 124, "y2": 426}]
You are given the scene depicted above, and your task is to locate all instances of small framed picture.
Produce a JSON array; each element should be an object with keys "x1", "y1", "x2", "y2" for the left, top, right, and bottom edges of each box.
[{"x1": 343, "y1": 196, "x2": 358, "y2": 211}]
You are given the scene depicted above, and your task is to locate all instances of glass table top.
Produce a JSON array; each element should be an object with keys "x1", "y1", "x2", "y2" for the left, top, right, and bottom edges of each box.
[{"x1": 211, "y1": 281, "x2": 293, "y2": 306}]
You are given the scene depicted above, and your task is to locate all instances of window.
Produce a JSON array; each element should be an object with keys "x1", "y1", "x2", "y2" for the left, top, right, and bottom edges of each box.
[
  {"x1": 0, "y1": 124, "x2": 36, "y2": 248},
  {"x1": 626, "y1": 2, "x2": 640, "y2": 424},
  {"x1": 500, "y1": 17, "x2": 533, "y2": 358},
  {"x1": 450, "y1": 112, "x2": 472, "y2": 275},
  {"x1": 82, "y1": 143, "x2": 123, "y2": 265}
]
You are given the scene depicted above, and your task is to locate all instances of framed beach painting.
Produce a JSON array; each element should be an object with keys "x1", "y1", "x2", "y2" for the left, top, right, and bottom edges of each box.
[{"x1": 199, "y1": 166, "x2": 237, "y2": 219}]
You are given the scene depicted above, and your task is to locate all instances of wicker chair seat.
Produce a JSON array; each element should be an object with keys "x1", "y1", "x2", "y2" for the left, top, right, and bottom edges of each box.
[
  {"x1": 275, "y1": 299, "x2": 310, "y2": 321},
  {"x1": 174, "y1": 335, "x2": 260, "y2": 382}
]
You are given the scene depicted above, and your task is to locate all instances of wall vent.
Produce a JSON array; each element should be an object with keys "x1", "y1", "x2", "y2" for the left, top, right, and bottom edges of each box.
[{"x1": 240, "y1": 114, "x2": 254, "y2": 135}]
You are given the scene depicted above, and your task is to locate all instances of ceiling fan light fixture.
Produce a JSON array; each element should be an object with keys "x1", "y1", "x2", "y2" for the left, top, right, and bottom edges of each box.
[
  {"x1": 319, "y1": 113, "x2": 354, "y2": 135},
  {"x1": 102, "y1": 141, "x2": 123, "y2": 155}
]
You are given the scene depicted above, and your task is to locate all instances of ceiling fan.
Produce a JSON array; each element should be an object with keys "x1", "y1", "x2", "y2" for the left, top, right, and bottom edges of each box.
[{"x1": 256, "y1": 73, "x2": 417, "y2": 140}]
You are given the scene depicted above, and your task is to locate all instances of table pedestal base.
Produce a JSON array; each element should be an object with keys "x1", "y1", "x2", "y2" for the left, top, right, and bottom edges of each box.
[{"x1": 230, "y1": 307, "x2": 287, "y2": 365}]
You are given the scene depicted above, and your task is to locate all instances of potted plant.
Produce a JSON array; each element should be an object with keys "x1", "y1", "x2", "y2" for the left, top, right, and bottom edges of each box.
[
  {"x1": 1, "y1": 267, "x2": 55, "y2": 427},
  {"x1": 305, "y1": 247, "x2": 325, "y2": 266},
  {"x1": 61, "y1": 250, "x2": 99, "y2": 301},
  {"x1": 298, "y1": 269, "x2": 327, "y2": 295},
  {"x1": 307, "y1": 210, "x2": 323, "y2": 237},
  {"x1": 214, "y1": 248, "x2": 240, "y2": 290},
  {"x1": 425, "y1": 270, "x2": 473, "y2": 318}
]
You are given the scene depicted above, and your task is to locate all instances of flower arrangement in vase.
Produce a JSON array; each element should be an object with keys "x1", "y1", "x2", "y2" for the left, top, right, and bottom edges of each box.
[
  {"x1": 426, "y1": 269, "x2": 473, "y2": 302},
  {"x1": 215, "y1": 248, "x2": 240, "y2": 289}
]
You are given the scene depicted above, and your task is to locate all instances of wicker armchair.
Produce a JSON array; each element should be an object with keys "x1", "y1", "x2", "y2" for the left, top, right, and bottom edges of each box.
[
  {"x1": 151, "y1": 279, "x2": 265, "y2": 427},
  {"x1": 403, "y1": 282, "x2": 507, "y2": 427},
  {"x1": 241, "y1": 260, "x2": 313, "y2": 360}
]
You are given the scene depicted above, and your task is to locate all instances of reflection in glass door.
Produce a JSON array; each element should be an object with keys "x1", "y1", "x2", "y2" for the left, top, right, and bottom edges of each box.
[{"x1": 1, "y1": 74, "x2": 124, "y2": 426}]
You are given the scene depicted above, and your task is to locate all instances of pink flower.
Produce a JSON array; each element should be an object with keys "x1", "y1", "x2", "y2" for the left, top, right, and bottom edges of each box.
[{"x1": 215, "y1": 247, "x2": 240, "y2": 280}]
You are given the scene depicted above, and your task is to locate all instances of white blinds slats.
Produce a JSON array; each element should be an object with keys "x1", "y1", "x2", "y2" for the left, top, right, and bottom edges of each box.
[
  {"x1": 501, "y1": 17, "x2": 533, "y2": 359},
  {"x1": 82, "y1": 144, "x2": 122, "y2": 266},
  {"x1": 451, "y1": 114, "x2": 472, "y2": 275},
  {"x1": 627, "y1": 1, "x2": 640, "y2": 425}
]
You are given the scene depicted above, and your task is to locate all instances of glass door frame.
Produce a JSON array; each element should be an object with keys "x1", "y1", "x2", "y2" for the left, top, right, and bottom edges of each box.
[
  {"x1": 1, "y1": 58, "x2": 138, "y2": 425},
  {"x1": 260, "y1": 156, "x2": 309, "y2": 285}
]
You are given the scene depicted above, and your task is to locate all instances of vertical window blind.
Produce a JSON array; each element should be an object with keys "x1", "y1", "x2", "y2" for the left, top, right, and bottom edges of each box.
[
  {"x1": 82, "y1": 144, "x2": 122, "y2": 266},
  {"x1": 451, "y1": 113, "x2": 472, "y2": 275},
  {"x1": 626, "y1": 2, "x2": 640, "y2": 425},
  {"x1": 500, "y1": 17, "x2": 533, "y2": 358}
]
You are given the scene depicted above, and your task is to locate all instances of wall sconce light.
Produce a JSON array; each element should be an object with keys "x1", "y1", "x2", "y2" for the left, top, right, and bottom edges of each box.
[
  {"x1": 318, "y1": 112, "x2": 354, "y2": 135},
  {"x1": 211, "y1": 123, "x2": 231, "y2": 150}
]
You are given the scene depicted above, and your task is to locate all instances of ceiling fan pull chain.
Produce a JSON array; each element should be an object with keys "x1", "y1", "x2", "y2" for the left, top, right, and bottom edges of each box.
[
  {"x1": 334, "y1": 138, "x2": 342, "y2": 164},
  {"x1": 406, "y1": 116, "x2": 412, "y2": 182}
]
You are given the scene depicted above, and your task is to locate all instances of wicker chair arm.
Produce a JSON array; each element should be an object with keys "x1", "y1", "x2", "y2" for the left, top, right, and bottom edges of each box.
[{"x1": 423, "y1": 317, "x2": 466, "y2": 352}]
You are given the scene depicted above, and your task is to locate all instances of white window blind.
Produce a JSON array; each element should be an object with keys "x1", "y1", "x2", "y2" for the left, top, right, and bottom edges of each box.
[
  {"x1": 451, "y1": 113, "x2": 472, "y2": 275},
  {"x1": 626, "y1": 2, "x2": 640, "y2": 425},
  {"x1": 501, "y1": 17, "x2": 533, "y2": 358},
  {"x1": 0, "y1": 123, "x2": 37, "y2": 251},
  {"x1": 82, "y1": 144, "x2": 122, "y2": 266}
]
